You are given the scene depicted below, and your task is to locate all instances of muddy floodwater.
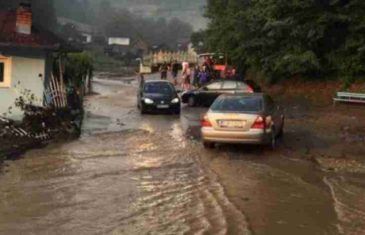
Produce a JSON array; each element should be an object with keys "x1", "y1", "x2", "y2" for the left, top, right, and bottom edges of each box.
[{"x1": 0, "y1": 75, "x2": 365, "y2": 235}]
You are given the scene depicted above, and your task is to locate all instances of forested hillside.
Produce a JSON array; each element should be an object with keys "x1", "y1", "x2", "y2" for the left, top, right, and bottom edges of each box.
[
  {"x1": 195, "y1": 0, "x2": 365, "y2": 83},
  {"x1": 0, "y1": 0, "x2": 197, "y2": 49},
  {"x1": 54, "y1": 0, "x2": 207, "y2": 30}
]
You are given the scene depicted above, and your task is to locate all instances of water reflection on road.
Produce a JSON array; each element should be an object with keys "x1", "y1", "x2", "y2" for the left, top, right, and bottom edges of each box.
[{"x1": 0, "y1": 75, "x2": 364, "y2": 235}]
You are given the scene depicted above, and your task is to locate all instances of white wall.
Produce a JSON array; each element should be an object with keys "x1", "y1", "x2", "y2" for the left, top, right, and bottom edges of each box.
[
  {"x1": 108, "y1": 37, "x2": 130, "y2": 46},
  {"x1": 0, "y1": 56, "x2": 45, "y2": 120}
]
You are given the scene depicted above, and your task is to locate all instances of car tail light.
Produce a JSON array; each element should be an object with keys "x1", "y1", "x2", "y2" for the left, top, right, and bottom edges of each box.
[
  {"x1": 201, "y1": 114, "x2": 212, "y2": 127},
  {"x1": 251, "y1": 116, "x2": 265, "y2": 129},
  {"x1": 247, "y1": 85, "x2": 254, "y2": 93}
]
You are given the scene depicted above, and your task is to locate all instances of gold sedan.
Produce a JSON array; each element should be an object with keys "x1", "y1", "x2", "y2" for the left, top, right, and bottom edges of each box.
[{"x1": 201, "y1": 93, "x2": 284, "y2": 149}]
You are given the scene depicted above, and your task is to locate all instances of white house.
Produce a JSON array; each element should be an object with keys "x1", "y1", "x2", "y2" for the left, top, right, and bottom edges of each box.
[{"x1": 0, "y1": 3, "x2": 72, "y2": 120}]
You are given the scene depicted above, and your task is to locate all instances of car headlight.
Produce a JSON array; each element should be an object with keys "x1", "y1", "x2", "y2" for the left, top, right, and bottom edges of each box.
[
  {"x1": 144, "y1": 98, "x2": 154, "y2": 104},
  {"x1": 171, "y1": 98, "x2": 179, "y2": 104}
]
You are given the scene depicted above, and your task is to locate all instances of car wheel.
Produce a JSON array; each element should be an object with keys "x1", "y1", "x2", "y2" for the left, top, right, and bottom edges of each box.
[
  {"x1": 170, "y1": 108, "x2": 180, "y2": 115},
  {"x1": 203, "y1": 142, "x2": 215, "y2": 149},
  {"x1": 140, "y1": 107, "x2": 146, "y2": 115},
  {"x1": 188, "y1": 96, "x2": 196, "y2": 107}
]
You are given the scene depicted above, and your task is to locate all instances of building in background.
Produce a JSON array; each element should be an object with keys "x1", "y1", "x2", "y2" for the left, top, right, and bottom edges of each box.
[
  {"x1": 105, "y1": 35, "x2": 148, "y2": 62},
  {"x1": 108, "y1": 37, "x2": 130, "y2": 46},
  {"x1": 57, "y1": 17, "x2": 97, "y2": 44}
]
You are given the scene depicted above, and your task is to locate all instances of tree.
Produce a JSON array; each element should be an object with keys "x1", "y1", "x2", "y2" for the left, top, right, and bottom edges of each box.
[
  {"x1": 202, "y1": 0, "x2": 365, "y2": 82},
  {"x1": 191, "y1": 30, "x2": 208, "y2": 54}
]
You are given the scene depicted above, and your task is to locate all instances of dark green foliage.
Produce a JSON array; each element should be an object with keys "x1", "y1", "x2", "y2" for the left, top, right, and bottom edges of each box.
[
  {"x1": 63, "y1": 53, "x2": 94, "y2": 89},
  {"x1": 191, "y1": 30, "x2": 209, "y2": 54},
  {"x1": 198, "y1": 0, "x2": 365, "y2": 82}
]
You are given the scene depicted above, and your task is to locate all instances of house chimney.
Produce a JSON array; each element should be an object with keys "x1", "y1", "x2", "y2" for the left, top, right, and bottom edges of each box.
[{"x1": 16, "y1": 2, "x2": 32, "y2": 35}]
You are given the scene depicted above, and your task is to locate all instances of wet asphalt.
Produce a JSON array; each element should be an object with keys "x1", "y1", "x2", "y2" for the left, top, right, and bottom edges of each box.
[{"x1": 0, "y1": 74, "x2": 364, "y2": 235}]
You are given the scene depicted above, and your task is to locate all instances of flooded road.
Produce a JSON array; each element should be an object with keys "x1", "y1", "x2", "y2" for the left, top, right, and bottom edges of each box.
[{"x1": 0, "y1": 75, "x2": 364, "y2": 235}]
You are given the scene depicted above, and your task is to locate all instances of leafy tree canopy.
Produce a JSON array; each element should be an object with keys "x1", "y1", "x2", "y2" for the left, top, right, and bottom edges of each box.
[{"x1": 196, "y1": 0, "x2": 365, "y2": 81}]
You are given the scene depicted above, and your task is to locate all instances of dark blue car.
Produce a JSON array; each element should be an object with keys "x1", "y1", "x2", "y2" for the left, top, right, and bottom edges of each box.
[{"x1": 137, "y1": 80, "x2": 181, "y2": 114}]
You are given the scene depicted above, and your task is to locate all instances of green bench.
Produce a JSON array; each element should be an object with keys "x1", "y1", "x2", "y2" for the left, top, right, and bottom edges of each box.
[{"x1": 334, "y1": 92, "x2": 365, "y2": 105}]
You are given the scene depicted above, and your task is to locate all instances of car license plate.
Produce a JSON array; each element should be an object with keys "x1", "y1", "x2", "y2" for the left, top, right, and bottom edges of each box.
[
  {"x1": 157, "y1": 105, "x2": 169, "y2": 109},
  {"x1": 219, "y1": 120, "x2": 245, "y2": 128}
]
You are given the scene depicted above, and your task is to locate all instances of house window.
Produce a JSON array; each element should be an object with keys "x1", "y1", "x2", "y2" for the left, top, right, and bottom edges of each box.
[{"x1": 0, "y1": 56, "x2": 11, "y2": 88}]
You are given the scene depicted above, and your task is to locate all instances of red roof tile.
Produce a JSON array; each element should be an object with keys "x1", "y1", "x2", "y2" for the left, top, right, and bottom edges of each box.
[{"x1": 0, "y1": 11, "x2": 63, "y2": 50}]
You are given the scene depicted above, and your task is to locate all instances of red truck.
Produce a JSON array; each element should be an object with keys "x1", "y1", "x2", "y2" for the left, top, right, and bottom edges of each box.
[{"x1": 198, "y1": 53, "x2": 235, "y2": 79}]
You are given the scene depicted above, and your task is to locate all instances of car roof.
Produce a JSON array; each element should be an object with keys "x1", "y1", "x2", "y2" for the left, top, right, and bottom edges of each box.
[
  {"x1": 206, "y1": 80, "x2": 247, "y2": 84},
  {"x1": 198, "y1": 53, "x2": 224, "y2": 56},
  {"x1": 219, "y1": 93, "x2": 265, "y2": 98},
  {"x1": 144, "y1": 80, "x2": 171, "y2": 84}
]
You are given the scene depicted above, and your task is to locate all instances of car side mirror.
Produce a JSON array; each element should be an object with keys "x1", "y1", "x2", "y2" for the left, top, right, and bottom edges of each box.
[{"x1": 176, "y1": 88, "x2": 183, "y2": 93}]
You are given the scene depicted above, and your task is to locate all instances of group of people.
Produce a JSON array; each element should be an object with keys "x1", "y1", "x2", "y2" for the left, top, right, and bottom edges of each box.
[
  {"x1": 158, "y1": 58, "x2": 216, "y2": 91},
  {"x1": 159, "y1": 60, "x2": 192, "y2": 90},
  {"x1": 158, "y1": 56, "x2": 241, "y2": 91},
  {"x1": 192, "y1": 64, "x2": 216, "y2": 88},
  {"x1": 158, "y1": 61, "x2": 178, "y2": 80}
]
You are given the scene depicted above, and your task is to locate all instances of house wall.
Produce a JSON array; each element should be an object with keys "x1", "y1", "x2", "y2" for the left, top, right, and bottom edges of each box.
[{"x1": 0, "y1": 55, "x2": 46, "y2": 120}]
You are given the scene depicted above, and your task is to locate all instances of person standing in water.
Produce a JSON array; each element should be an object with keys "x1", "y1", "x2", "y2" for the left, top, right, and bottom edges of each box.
[
  {"x1": 198, "y1": 66, "x2": 209, "y2": 87},
  {"x1": 159, "y1": 62, "x2": 168, "y2": 80},
  {"x1": 170, "y1": 60, "x2": 179, "y2": 85},
  {"x1": 181, "y1": 62, "x2": 191, "y2": 91},
  {"x1": 193, "y1": 65, "x2": 200, "y2": 88}
]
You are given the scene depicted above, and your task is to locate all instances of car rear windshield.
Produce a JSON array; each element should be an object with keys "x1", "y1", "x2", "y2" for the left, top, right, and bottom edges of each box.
[
  {"x1": 144, "y1": 82, "x2": 173, "y2": 94},
  {"x1": 210, "y1": 96, "x2": 263, "y2": 113}
]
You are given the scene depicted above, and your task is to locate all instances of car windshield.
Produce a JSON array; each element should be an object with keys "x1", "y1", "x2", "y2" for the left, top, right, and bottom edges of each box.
[
  {"x1": 211, "y1": 96, "x2": 263, "y2": 113},
  {"x1": 144, "y1": 82, "x2": 173, "y2": 94}
]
